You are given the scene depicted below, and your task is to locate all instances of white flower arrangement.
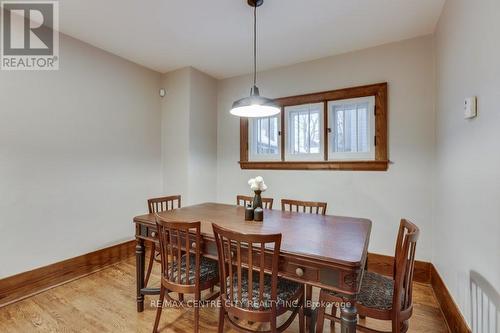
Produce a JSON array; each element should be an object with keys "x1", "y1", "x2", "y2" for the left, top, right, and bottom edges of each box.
[{"x1": 248, "y1": 176, "x2": 268, "y2": 192}]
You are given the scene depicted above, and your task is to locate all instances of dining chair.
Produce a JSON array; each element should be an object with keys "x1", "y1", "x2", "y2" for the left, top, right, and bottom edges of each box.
[
  {"x1": 212, "y1": 223, "x2": 305, "y2": 333},
  {"x1": 145, "y1": 195, "x2": 181, "y2": 287},
  {"x1": 315, "y1": 219, "x2": 420, "y2": 333},
  {"x1": 153, "y1": 216, "x2": 219, "y2": 333},
  {"x1": 237, "y1": 195, "x2": 274, "y2": 209},
  {"x1": 280, "y1": 199, "x2": 327, "y2": 215}
]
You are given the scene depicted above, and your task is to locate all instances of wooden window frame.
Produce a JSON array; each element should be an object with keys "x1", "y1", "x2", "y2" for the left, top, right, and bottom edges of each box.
[{"x1": 239, "y1": 82, "x2": 388, "y2": 171}]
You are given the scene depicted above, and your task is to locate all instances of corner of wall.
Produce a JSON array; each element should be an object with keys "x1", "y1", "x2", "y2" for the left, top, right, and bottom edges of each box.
[{"x1": 160, "y1": 66, "x2": 219, "y2": 205}]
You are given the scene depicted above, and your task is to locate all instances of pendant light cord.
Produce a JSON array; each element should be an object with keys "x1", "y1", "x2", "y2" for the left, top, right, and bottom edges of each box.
[{"x1": 253, "y1": 3, "x2": 257, "y2": 87}]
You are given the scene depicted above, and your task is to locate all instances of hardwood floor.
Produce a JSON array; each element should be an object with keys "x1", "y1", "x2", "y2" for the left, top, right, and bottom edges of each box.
[{"x1": 0, "y1": 256, "x2": 450, "y2": 332}]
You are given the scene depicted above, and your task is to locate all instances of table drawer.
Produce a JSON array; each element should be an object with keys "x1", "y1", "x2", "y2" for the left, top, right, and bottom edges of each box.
[
  {"x1": 148, "y1": 228, "x2": 158, "y2": 239},
  {"x1": 142, "y1": 226, "x2": 201, "y2": 252},
  {"x1": 138, "y1": 225, "x2": 158, "y2": 240},
  {"x1": 281, "y1": 261, "x2": 319, "y2": 282}
]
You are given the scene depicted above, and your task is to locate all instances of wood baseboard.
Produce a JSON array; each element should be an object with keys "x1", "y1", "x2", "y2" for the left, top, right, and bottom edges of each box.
[
  {"x1": 367, "y1": 252, "x2": 431, "y2": 284},
  {"x1": 0, "y1": 240, "x2": 136, "y2": 308},
  {"x1": 430, "y1": 264, "x2": 471, "y2": 333}
]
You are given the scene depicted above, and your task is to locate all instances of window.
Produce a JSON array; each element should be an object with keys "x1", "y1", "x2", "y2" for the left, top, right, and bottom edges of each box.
[
  {"x1": 249, "y1": 115, "x2": 281, "y2": 161},
  {"x1": 328, "y1": 96, "x2": 375, "y2": 160},
  {"x1": 285, "y1": 103, "x2": 324, "y2": 160},
  {"x1": 239, "y1": 83, "x2": 388, "y2": 171}
]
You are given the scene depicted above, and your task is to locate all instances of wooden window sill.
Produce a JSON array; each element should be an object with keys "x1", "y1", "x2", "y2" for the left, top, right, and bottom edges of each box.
[{"x1": 239, "y1": 160, "x2": 389, "y2": 171}]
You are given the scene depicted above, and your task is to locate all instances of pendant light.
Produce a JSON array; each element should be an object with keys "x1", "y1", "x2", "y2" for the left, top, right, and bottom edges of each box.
[{"x1": 230, "y1": 0, "x2": 280, "y2": 118}]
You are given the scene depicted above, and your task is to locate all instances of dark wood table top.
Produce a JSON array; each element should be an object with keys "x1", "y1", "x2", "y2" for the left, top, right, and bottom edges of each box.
[{"x1": 134, "y1": 202, "x2": 371, "y2": 269}]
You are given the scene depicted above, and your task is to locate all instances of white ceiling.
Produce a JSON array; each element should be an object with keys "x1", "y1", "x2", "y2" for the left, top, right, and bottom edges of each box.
[{"x1": 59, "y1": 0, "x2": 445, "y2": 79}]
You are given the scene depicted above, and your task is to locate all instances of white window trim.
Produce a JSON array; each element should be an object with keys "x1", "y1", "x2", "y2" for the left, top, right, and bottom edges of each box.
[
  {"x1": 284, "y1": 102, "x2": 325, "y2": 161},
  {"x1": 248, "y1": 115, "x2": 281, "y2": 161},
  {"x1": 327, "y1": 96, "x2": 375, "y2": 161}
]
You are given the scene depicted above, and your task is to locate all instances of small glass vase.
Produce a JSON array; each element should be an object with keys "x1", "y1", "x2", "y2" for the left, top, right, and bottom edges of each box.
[{"x1": 252, "y1": 190, "x2": 262, "y2": 209}]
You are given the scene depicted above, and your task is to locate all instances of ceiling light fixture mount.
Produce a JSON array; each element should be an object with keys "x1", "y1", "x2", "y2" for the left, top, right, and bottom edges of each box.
[
  {"x1": 230, "y1": 0, "x2": 280, "y2": 118},
  {"x1": 247, "y1": 0, "x2": 263, "y2": 7}
]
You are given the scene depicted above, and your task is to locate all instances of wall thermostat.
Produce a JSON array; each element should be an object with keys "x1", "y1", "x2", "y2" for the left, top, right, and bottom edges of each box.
[
  {"x1": 464, "y1": 97, "x2": 477, "y2": 119},
  {"x1": 159, "y1": 88, "x2": 166, "y2": 97}
]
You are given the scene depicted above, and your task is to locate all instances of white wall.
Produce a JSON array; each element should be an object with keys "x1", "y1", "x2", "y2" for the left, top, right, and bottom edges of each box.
[
  {"x1": 0, "y1": 34, "x2": 162, "y2": 278},
  {"x1": 216, "y1": 36, "x2": 436, "y2": 260},
  {"x1": 434, "y1": 0, "x2": 500, "y2": 322},
  {"x1": 161, "y1": 67, "x2": 218, "y2": 205},
  {"x1": 188, "y1": 68, "x2": 218, "y2": 205},
  {"x1": 161, "y1": 68, "x2": 191, "y2": 200}
]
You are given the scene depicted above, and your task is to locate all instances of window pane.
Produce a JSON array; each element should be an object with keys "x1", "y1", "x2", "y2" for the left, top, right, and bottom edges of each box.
[
  {"x1": 331, "y1": 99, "x2": 371, "y2": 154},
  {"x1": 287, "y1": 103, "x2": 322, "y2": 156},
  {"x1": 251, "y1": 115, "x2": 280, "y2": 158}
]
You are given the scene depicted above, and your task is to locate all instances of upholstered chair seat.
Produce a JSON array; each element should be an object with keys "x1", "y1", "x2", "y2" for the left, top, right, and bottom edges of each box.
[
  {"x1": 327, "y1": 271, "x2": 395, "y2": 310},
  {"x1": 227, "y1": 271, "x2": 302, "y2": 310},
  {"x1": 169, "y1": 254, "x2": 219, "y2": 284}
]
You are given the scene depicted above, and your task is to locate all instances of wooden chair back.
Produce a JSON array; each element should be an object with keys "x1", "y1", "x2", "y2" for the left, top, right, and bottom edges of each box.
[
  {"x1": 148, "y1": 195, "x2": 181, "y2": 213},
  {"x1": 236, "y1": 195, "x2": 274, "y2": 209},
  {"x1": 212, "y1": 223, "x2": 282, "y2": 320},
  {"x1": 470, "y1": 270, "x2": 500, "y2": 333},
  {"x1": 281, "y1": 199, "x2": 327, "y2": 215},
  {"x1": 392, "y1": 219, "x2": 420, "y2": 317},
  {"x1": 155, "y1": 215, "x2": 201, "y2": 292}
]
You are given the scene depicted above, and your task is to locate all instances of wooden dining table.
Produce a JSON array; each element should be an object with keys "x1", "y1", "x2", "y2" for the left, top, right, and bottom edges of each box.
[{"x1": 133, "y1": 202, "x2": 371, "y2": 333}]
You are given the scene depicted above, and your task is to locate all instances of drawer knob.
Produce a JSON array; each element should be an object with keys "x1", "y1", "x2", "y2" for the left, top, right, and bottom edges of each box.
[
  {"x1": 295, "y1": 267, "x2": 304, "y2": 277},
  {"x1": 191, "y1": 242, "x2": 196, "y2": 248},
  {"x1": 151, "y1": 231, "x2": 157, "y2": 238}
]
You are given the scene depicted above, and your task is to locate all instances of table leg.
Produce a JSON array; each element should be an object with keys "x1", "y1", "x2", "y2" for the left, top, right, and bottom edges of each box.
[
  {"x1": 136, "y1": 237, "x2": 145, "y2": 312},
  {"x1": 340, "y1": 300, "x2": 357, "y2": 333}
]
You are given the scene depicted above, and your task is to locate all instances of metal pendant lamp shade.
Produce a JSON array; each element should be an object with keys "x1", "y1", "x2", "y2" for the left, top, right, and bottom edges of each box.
[
  {"x1": 230, "y1": 0, "x2": 280, "y2": 118},
  {"x1": 230, "y1": 85, "x2": 280, "y2": 117}
]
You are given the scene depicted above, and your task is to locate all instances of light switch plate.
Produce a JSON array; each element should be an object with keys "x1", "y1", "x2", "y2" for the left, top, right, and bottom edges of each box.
[{"x1": 464, "y1": 97, "x2": 477, "y2": 119}]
